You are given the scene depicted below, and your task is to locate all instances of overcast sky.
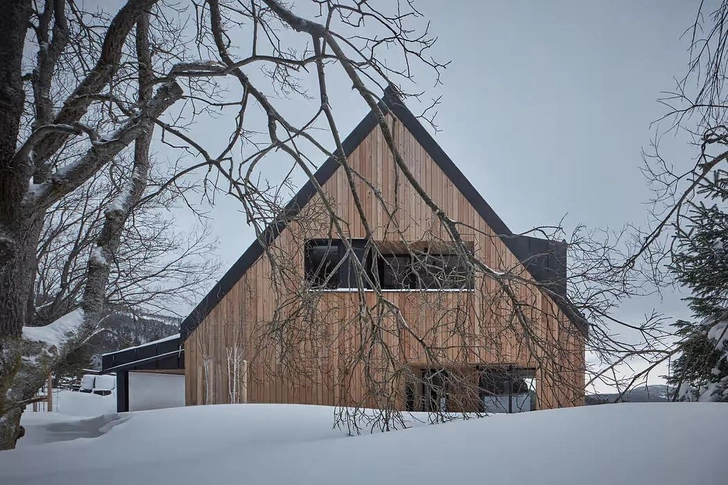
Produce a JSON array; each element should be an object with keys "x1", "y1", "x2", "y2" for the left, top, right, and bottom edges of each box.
[
  {"x1": 411, "y1": 0, "x2": 697, "y2": 323},
  {"x1": 189, "y1": 2, "x2": 694, "y2": 303},
  {"x1": 163, "y1": 1, "x2": 702, "y2": 389}
]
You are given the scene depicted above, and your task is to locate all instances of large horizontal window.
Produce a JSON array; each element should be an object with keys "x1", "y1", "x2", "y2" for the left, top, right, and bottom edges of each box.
[{"x1": 304, "y1": 239, "x2": 474, "y2": 290}]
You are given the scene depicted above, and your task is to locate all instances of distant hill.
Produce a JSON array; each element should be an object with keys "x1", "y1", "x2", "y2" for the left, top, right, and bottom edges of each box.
[
  {"x1": 586, "y1": 384, "x2": 673, "y2": 405},
  {"x1": 53, "y1": 311, "x2": 180, "y2": 383},
  {"x1": 84, "y1": 312, "x2": 180, "y2": 370}
]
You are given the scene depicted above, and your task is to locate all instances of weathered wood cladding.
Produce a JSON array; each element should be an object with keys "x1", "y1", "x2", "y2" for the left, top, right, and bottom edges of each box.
[{"x1": 185, "y1": 114, "x2": 585, "y2": 410}]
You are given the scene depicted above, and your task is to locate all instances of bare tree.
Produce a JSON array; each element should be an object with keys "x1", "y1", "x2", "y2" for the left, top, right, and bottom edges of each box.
[
  {"x1": 1, "y1": 0, "x2": 669, "y2": 450},
  {"x1": 175, "y1": 0, "x2": 604, "y2": 433},
  {"x1": 0, "y1": 0, "x2": 190, "y2": 448},
  {"x1": 2, "y1": 0, "x2": 458, "y2": 448},
  {"x1": 225, "y1": 316, "x2": 247, "y2": 404},
  {"x1": 33, "y1": 164, "x2": 219, "y2": 329}
]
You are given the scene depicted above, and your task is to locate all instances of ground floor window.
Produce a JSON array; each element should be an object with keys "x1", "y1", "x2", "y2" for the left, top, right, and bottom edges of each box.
[
  {"x1": 403, "y1": 366, "x2": 537, "y2": 414},
  {"x1": 479, "y1": 366, "x2": 536, "y2": 413}
]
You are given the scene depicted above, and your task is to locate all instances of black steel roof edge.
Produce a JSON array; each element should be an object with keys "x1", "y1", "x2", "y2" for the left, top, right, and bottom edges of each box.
[
  {"x1": 102, "y1": 349, "x2": 185, "y2": 374},
  {"x1": 180, "y1": 86, "x2": 588, "y2": 340},
  {"x1": 380, "y1": 88, "x2": 520, "y2": 242},
  {"x1": 101, "y1": 334, "x2": 184, "y2": 372}
]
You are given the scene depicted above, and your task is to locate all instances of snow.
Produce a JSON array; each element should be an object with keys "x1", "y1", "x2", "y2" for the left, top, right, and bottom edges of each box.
[
  {"x1": 102, "y1": 333, "x2": 180, "y2": 356},
  {"x1": 54, "y1": 390, "x2": 117, "y2": 417},
  {"x1": 105, "y1": 191, "x2": 129, "y2": 214},
  {"x1": 708, "y1": 320, "x2": 728, "y2": 349},
  {"x1": 21, "y1": 308, "x2": 84, "y2": 349},
  {"x1": 2, "y1": 402, "x2": 727, "y2": 485},
  {"x1": 79, "y1": 375, "x2": 95, "y2": 392},
  {"x1": 23, "y1": 390, "x2": 116, "y2": 418},
  {"x1": 30, "y1": 372, "x2": 183, "y2": 415},
  {"x1": 89, "y1": 246, "x2": 107, "y2": 266},
  {"x1": 93, "y1": 375, "x2": 116, "y2": 391},
  {"x1": 24, "y1": 182, "x2": 42, "y2": 199}
]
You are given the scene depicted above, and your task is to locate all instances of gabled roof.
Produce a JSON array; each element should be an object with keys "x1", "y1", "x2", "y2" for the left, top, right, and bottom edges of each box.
[{"x1": 179, "y1": 87, "x2": 588, "y2": 340}]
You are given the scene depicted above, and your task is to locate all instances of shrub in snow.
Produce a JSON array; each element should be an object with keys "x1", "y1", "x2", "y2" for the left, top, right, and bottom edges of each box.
[
  {"x1": 670, "y1": 318, "x2": 728, "y2": 402},
  {"x1": 668, "y1": 173, "x2": 728, "y2": 402}
]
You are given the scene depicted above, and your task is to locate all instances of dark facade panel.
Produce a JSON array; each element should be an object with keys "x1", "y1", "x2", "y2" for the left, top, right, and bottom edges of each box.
[
  {"x1": 116, "y1": 371, "x2": 129, "y2": 412},
  {"x1": 101, "y1": 335, "x2": 184, "y2": 373}
]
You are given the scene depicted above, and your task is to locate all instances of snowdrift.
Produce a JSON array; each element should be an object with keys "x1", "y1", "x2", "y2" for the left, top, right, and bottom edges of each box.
[{"x1": 1, "y1": 402, "x2": 726, "y2": 485}]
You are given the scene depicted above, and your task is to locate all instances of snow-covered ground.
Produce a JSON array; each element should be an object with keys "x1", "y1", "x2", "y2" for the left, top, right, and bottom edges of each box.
[
  {"x1": 2, "y1": 397, "x2": 727, "y2": 485},
  {"x1": 41, "y1": 390, "x2": 117, "y2": 416},
  {"x1": 31, "y1": 372, "x2": 184, "y2": 416}
]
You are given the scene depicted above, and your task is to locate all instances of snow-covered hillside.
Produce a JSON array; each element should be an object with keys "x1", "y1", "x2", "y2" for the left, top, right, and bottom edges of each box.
[{"x1": 2, "y1": 401, "x2": 726, "y2": 485}]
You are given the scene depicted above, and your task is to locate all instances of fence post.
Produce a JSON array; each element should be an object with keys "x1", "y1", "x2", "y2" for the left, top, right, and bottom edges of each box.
[{"x1": 47, "y1": 374, "x2": 53, "y2": 412}]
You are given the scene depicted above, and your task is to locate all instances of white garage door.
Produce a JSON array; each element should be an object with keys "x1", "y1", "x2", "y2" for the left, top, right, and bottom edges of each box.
[{"x1": 129, "y1": 372, "x2": 185, "y2": 411}]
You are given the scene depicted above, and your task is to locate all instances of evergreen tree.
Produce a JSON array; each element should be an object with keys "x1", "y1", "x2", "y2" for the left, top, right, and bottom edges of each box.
[{"x1": 668, "y1": 170, "x2": 728, "y2": 401}]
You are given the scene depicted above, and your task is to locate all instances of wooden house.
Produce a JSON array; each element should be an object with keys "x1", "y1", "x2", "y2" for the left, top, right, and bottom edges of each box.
[{"x1": 102, "y1": 87, "x2": 587, "y2": 414}]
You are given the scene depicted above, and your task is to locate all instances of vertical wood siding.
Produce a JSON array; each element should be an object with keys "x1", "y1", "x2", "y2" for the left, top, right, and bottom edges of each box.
[{"x1": 185, "y1": 114, "x2": 585, "y2": 410}]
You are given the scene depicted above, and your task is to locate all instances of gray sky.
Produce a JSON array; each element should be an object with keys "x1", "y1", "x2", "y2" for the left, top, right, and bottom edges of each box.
[
  {"x1": 167, "y1": 1, "x2": 701, "y2": 389},
  {"x1": 411, "y1": 0, "x2": 697, "y2": 323},
  {"x1": 192, "y1": 2, "x2": 694, "y2": 301}
]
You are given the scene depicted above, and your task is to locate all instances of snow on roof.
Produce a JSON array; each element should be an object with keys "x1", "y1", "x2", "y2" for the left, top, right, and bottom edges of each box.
[
  {"x1": 22, "y1": 308, "x2": 85, "y2": 349},
  {"x1": 101, "y1": 333, "x2": 180, "y2": 357}
]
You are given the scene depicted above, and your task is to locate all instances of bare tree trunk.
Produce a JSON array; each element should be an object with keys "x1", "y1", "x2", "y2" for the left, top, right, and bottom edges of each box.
[
  {"x1": 0, "y1": 0, "x2": 31, "y2": 267},
  {"x1": 0, "y1": 219, "x2": 44, "y2": 448},
  {"x1": 0, "y1": 1, "x2": 34, "y2": 445},
  {"x1": 81, "y1": 13, "x2": 154, "y2": 328},
  {"x1": 0, "y1": 11, "x2": 175, "y2": 450}
]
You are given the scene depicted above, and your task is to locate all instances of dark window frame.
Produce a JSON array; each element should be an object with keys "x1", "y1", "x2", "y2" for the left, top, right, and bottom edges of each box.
[
  {"x1": 304, "y1": 239, "x2": 474, "y2": 291},
  {"x1": 304, "y1": 239, "x2": 343, "y2": 289},
  {"x1": 478, "y1": 366, "x2": 537, "y2": 413},
  {"x1": 422, "y1": 368, "x2": 449, "y2": 413}
]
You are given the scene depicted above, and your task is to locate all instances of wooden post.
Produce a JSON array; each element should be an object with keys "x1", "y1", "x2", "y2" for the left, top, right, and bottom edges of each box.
[
  {"x1": 47, "y1": 374, "x2": 53, "y2": 412},
  {"x1": 241, "y1": 360, "x2": 248, "y2": 403}
]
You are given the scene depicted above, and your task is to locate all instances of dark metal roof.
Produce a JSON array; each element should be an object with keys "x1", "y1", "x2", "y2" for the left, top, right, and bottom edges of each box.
[
  {"x1": 179, "y1": 86, "x2": 588, "y2": 339},
  {"x1": 101, "y1": 334, "x2": 184, "y2": 373}
]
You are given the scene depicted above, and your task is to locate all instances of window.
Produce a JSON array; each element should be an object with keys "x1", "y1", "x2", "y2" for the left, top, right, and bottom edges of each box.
[
  {"x1": 304, "y1": 239, "x2": 474, "y2": 290},
  {"x1": 479, "y1": 367, "x2": 536, "y2": 413},
  {"x1": 405, "y1": 382, "x2": 416, "y2": 412},
  {"x1": 304, "y1": 239, "x2": 372, "y2": 289},
  {"x1": 304, "y1": 240, "x2": 341, "y2": 288},
  {"x1": 422, "y1": 368, "x2": 449, "y2": 412},
  {"x1": 379, "y1": 251, "x2": 473, "y2": 290}
]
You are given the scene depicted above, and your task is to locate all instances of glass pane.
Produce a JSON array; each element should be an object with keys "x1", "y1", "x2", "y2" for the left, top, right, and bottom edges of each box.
[{"x1": 305, "y1": 242, "x2": 340, "y2": 288}]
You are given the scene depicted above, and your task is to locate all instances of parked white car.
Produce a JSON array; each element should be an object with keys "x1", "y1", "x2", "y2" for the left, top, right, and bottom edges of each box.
[{"x1": 78, "y1": 374, "x2": 115, "y2": 396}]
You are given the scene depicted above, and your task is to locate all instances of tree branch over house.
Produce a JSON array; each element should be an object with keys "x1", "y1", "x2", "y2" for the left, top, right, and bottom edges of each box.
[{"x1": 1, "y1": 0, "x2": 673, "y2": 451}]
